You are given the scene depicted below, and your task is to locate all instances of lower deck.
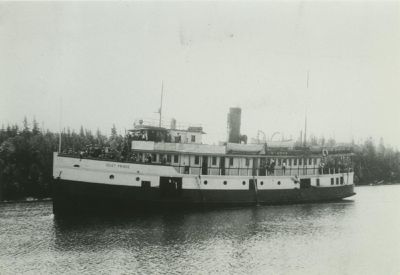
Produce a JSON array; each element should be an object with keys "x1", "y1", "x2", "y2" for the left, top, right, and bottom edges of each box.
[{"x1": 53, "y1": 178, "x2": 355, "y2": 215}]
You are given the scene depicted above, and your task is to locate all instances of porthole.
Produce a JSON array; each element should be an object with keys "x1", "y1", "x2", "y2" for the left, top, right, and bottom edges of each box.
[
  {"x1": 204, "y1": 180, "x2": 208, "y2": 185},
  {"x1": 109, "y1": 175, "x2": 114, "y2": 179},
  {"x1": 277, "y1": 181, "x2": 281, "y2": 185},
  {"x1": 136, "y1": 177, "x2": 140, "y2": 181},
  {"x1": 260, "y1": 181, "x2": 264, "y2": 185},
  {"x1": 73, "y1": 164, "x2": 80, "y2": 168},
  {"x1": 223, "y1": 181, "x2": 227, "y2": 185},
  {"x1": 242, "y1": 181, "x2": 246, "y2": 185}
]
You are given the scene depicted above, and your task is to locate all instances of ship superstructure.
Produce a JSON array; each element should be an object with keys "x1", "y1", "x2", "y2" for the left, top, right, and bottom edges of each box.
[{"x1": 53, "y1": 108, "x2": 355, "y2": 215}]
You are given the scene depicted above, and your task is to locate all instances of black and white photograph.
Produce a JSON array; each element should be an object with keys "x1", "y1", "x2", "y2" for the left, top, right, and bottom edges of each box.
[{"x1": 0, "y1": 1, "x2": 399, "y2": 274}]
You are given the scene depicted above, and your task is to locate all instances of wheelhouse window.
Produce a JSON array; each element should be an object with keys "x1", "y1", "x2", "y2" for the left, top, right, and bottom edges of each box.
[
  {"x1": 245, "y1": 158, "x2": 250, "y2": 166},
  {"x1": 191, "y1": 135, "x2": 196, "y2": 142},
  {"x1": 294, "y1": 159, "x2": 297, "y2": 165},
  {"x1": 167, "y1": 154, "x2": 171, "y2": 163},
  {"x1": 309, "y1": 158, "x2": 312, "y2": 165},
  {"x1": 173, "y1": 154, "x2": 179, "y2": 163},
  {"x1": 229, "y1": 157, "x2": 234, "y2": 166},
  {"x1": 194, "y1": 156, "x2": 200, "y2": 165},
  {"x1": 299, "y1": 158, "x2": 303, "y2": 165},
  {"x1": 212, "y1": 156, "x2": 217, "y2": 165}
]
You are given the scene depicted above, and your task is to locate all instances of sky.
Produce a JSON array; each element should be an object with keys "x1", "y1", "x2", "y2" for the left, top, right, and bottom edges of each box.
[{"x1": 1, "y1": 1, "x2": 399, "y2": 147}]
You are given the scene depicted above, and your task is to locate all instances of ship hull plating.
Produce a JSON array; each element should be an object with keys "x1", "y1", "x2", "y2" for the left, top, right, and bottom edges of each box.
[{"x1": 53, "y1": 178, "x2": 355, "y2": 216}]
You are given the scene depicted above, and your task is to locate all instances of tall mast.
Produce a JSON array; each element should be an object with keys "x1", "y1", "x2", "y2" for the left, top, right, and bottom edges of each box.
[
  {"x1": 159, "y1": 81, "x2": 164, "y2": 127},
  {"x1": 304, "y1": 70, "x2": 309, "y2": 147},
  {"x1": 304, "y1": 111, "x2": 307, "y2": 146},
  {"x1": 58, "y1": 97, "x2": 62, "y2": 153}
]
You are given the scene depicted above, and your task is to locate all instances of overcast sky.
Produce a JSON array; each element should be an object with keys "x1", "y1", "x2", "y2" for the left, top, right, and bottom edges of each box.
[{"x1": 1, "y1": 1, "x2": 399, "y2": 147}]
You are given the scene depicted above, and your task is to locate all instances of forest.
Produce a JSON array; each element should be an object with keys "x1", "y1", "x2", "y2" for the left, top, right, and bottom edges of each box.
[{"x1": 1, "y1": 117, "x2": 400, "y2": 201}]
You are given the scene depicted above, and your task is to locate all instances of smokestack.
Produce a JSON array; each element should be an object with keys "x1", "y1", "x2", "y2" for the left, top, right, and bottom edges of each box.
[
  {"x1": 227, "y1": 107, "x2": 241, "y2": 143},
  {"x1": 170, "y1": 118, "x2": 176, "y2": 130}
]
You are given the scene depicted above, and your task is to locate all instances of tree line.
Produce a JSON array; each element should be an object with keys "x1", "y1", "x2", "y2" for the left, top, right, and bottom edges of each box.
[{"x1": 0, "y1": 118, "x2": 400, "y2": 201}]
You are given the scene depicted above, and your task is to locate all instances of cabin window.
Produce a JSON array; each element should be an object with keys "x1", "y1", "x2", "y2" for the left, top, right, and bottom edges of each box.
[
  {"x1": 173, "y1": 155, "x2": 179, "y2": 163},
  {"x1": 245, "y1": 158, "x2": 250, "y2": 166},
  {"x1": 152, "y1": 154, "x2": 157, "y2": 162},
  {"x1": 294, "y1": 159, "x2": 297, "y2": 165},
  {"x1": 316, "y1": 179, "x2": 320, "y2": 186},
  {"x1": 229, "y1": 157, "x2": 234, "y2": 166},
  {"x1": 212, "y1": 156, "x2": 217, "y2": 165},
  {"x1": 278, "y1": 159, "x2": 281, "y2": 166},
  {"x1": 174, "y1": 136, "x2": 181, "y2": 143},
  {"x1": 331, "y1": 178, "x2": 334, "y2": 185},
  {"x1": 194, "y1": 156, "x2": 200, "y2": 165},
  {"x1": 340, "y1": 177, "x2": 344, "y2": 184},
  {"x1": 288, "y1": 159, "x2": 292, "y2": 166},
  {"x1": 191, "y1": 135, "x2": 196, "y2": 142},
  {"x1": 167, "y1": 154, "x2": 171, "y2": 163},
  {"x1": 299, "y1": 158, "x2": 303, "y2": 165},
  {"x1": 336, "y1": 178, "x2": 339, "y2": 185},
  {"x1": 309, "y1": 158, "x2": 312, "y2": 165}
]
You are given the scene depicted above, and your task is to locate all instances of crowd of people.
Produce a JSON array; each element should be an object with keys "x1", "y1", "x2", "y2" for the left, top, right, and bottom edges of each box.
[{"x1": 60, "y1": 145, "x2": 158, "y2": 164}]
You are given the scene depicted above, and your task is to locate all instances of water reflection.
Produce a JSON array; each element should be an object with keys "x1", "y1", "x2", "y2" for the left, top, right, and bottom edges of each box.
[
  {"x1": 9, "y1": 191, "x2": 400, "y2": 275},
  {"x1": 52, "y1": 200, "x2": 355, "y2": 252}
]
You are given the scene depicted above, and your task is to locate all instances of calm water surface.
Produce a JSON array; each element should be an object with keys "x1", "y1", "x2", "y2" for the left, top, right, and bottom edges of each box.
[{"x1": 1, "y1": 185, "x2": 400, "y2": 275}]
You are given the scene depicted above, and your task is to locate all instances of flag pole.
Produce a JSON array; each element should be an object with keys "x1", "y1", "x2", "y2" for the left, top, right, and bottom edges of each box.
[
  {"x1": 159, "y1": 81, "x2": 164, "y2": 127},
  {"x1": 58, "y1": 97, "x2": 62, "y2": 153}
]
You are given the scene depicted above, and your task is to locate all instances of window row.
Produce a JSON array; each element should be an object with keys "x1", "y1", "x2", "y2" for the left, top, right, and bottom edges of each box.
[{"x1": 133, "y1": 153, "x2": 321, "y2": 167}]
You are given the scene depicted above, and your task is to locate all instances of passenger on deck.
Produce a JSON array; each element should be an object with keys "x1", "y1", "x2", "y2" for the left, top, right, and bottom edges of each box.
[
  {"x1": 270, "y1": 160, "x2": 276, "y2": 175},
  {"x1": 319, "y1": 162, "x2": 325, "y2": 174}
]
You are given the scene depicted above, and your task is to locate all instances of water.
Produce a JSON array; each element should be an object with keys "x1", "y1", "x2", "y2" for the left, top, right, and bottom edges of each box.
[{"x1": 0, "y1": 185, "x2": 399, "y2": 275}]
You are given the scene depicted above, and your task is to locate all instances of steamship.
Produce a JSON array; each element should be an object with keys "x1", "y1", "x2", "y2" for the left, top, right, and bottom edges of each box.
[{"x1": 52, "y1": 108, "x2": 355, "y2": 215}]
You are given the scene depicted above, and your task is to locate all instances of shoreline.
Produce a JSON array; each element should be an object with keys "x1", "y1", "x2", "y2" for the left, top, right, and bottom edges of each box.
[
  {"x1": 2, "y1": 183, "x2": 400, "y2": 203},
  {"x1": 0, "y1": 198, "x2": 52, "y2": 204}
]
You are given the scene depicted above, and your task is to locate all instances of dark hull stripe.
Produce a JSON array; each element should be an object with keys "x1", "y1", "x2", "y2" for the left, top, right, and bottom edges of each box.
[{"x1": 52, "y1": 179, "x2": 355, "y2": 216}]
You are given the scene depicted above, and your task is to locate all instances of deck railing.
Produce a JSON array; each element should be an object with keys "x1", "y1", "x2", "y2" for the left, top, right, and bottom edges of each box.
[{"x1": 59, "y1": 153, "x2": 352, "y2": 177}]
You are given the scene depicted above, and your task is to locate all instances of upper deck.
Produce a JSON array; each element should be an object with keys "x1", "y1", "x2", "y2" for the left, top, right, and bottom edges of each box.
[{"x1": 58, "y1": 108, "x2": 353, "y2": 177}]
